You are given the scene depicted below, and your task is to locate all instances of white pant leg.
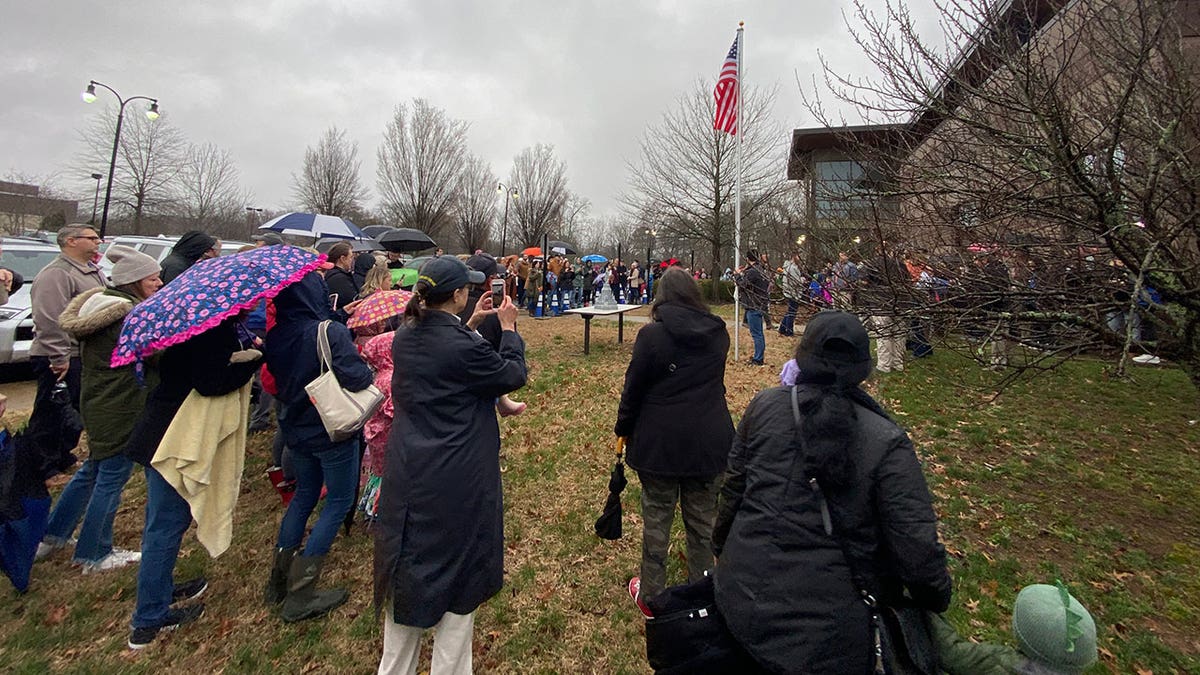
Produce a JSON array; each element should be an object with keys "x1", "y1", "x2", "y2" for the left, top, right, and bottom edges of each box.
[
  {"x1": 431, "y1": 611, "x2": 475, "y2": 675},
  {"x1": 379, "y1": 616, "x2": 422, "y2": 675}
]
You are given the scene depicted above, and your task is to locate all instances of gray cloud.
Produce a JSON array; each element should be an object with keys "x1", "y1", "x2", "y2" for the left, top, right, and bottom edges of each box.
[{"x1": 1, "y1": 0, "x2": 937, "y2": 217}]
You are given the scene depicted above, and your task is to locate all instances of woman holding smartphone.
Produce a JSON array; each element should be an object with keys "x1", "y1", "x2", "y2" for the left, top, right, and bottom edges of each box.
[{"x1": 375, "y1": 256, "x2": 527, "y2": 674}]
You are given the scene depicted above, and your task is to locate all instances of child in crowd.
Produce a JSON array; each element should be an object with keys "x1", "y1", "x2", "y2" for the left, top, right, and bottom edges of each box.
[
  {"x1": 933, "y1": 582, "x2": 1098, "y2": 674},
  {"x1": 779, "y1": 359, "x2": 800, "y2": 386},
  {"x1": 358, "y1": 331, "x2": 395, "y2": 523}
]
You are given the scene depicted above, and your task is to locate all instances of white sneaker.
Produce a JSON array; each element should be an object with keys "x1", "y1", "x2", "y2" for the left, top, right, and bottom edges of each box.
[
  {"x1": 111, "y1": 548, "x2": 142, "y2": 564},
  {"x1": 34, "y1": 537, "x2": 76, "y2": 562},
  {"x1": 1132, "y1": 354, "x2": 1161, "y2": 365},
  {"x1": 82, "y1": 550, "x2": 141, "y2": 574}
]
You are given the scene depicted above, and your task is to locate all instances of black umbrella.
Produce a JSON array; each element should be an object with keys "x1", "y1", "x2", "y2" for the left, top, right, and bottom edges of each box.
[
  {"x1": 548, "y1": 240, "x2": 577, "y2": 255},
  {"x1": 377, "y1": 228, "x2": 437, "y2": 253},
  {"x1": 361, "y1": 225, "x2": 396, "y2": 238},
  {"x1": 594, "y1": 438, "x2": 627, "y2": 540}
]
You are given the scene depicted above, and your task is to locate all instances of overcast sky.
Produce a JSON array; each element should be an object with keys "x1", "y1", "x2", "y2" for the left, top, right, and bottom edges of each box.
[{"x1": 1, "y1": 0, "x2": 941, "y2": 219}]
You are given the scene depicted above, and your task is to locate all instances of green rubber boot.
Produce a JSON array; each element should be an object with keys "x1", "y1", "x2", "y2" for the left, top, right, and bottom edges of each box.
[
  {"x1": 280, "y1": 555, "x2": 349, "y2": 623},
  {"x1": 263, "y1": 546, "x2": 298, "y2": 605}
]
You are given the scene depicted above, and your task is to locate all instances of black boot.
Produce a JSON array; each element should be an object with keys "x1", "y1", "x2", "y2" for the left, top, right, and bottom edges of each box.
[
  {"x1": 280, "y1": 555, "x2": 349, "y2": 623},
  {"x1": 264, "y1": 546, "x2": 298, "y2": 605}
]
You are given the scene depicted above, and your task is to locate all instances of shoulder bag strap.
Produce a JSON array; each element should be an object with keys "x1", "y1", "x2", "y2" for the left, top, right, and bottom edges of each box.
[
  {"x1": 791, "y1": 385, "x2": 886, "y2": 674},
  {"x1": 316, "y1": 320, "x2": 333, "y2": 375}
]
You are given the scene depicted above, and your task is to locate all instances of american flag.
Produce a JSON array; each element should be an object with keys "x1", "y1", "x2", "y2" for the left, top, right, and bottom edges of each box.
[{"x1": 713, "y1": 35, "x2": 739, "y2": 135}]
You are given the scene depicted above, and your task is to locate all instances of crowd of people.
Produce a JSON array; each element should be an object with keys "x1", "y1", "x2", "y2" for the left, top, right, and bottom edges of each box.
[{"x1": 3, "y1": 224, "x2": 1100, "y2": 673}]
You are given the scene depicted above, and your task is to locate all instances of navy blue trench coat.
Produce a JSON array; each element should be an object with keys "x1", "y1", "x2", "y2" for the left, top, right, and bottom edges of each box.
[{"x1": 374, "y1": 310, "x2": 527, "y2": 627}]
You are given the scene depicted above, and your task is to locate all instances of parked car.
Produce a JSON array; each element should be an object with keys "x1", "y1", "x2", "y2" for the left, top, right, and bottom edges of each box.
[
  {"x1": 220, "y1": 240, "x2": 252, "y2": 255},
  {"x1": 96, "y1": 235, "x2": 179, "y2": 277},
  {"x1": 0, "y1": 237, "x2": 64, "y2": 365}
]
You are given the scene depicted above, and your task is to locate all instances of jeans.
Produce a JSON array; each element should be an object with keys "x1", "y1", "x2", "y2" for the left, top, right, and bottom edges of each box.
[
  {"x1": 746, "y1": 310, "x2": 765, "y2": 363},
  {"x1": 133, "y1": 466, "x2": 194, "y2": 628},
  {"x1": 637, "y1": 472, "x2": 722, "y2": 599},
  {"x1": 43, "y1": 458, "x2": 97, "y2": 546},
  {"x1": 276, "y1": 439, "x2": 359, "y2": 556},
  {"x1": 778, "y1": 299, "x2": 799, "y2": 336},
  {"x1": 44, "y1": 455, "x2": 135, "y2": 563}
]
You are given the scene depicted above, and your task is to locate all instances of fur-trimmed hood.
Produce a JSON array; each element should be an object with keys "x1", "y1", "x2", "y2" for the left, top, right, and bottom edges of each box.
[{"x1": 59, "y1": 287, "x2": 135, "y2": 339}]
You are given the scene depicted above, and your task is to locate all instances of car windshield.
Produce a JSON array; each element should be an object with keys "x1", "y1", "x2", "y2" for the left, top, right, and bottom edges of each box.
[{"x1": 2, "y1": 249, "x2": 61, "y2": 280}]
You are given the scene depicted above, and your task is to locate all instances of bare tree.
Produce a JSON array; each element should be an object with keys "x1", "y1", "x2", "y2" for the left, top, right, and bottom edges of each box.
[
  {"x1": 811, "y1": 0, "x2": 1200, "y2": 388},
  {"x1": 453, "y1": 154, "x2": 497, "y2": 253},
  {"x1": 376, "y1": 99, "x2": 470, "y2": 239},
  {"x1": 624, "y1": 80, "x2": 788, "y2": 290},
  {"x1": 509, "y1": 144, "x2": 569, "y2": 247},
  {"x1": 292, "y1": 126, "x2": 369, "y2": 217},
  {"x1": 556, "y1": 192, "x2": 592, "y2": 247},
  {"x1": 173, "y1": 142, "x2": 252, "y2": 240},
  {"x1": 76, "y1": 108, "x2": 186, "y2": 234}
]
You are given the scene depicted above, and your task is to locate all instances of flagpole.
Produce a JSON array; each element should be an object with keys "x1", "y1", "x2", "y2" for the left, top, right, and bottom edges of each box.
[{"x1": 733, "y1": 21, "x2": 744, "y2": 361}]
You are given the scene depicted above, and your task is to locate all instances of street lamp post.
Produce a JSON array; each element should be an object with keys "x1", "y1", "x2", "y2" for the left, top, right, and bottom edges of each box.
[
  {"x1": 496, "y1": 183, "x2": 520, "y2": 257},
  {"x1": 89, "y1": 173, "x2": 102, "y2": 225},
  {"x1": 644, "y1": 228, "x2": 656, "y2": 302},
  {"x1": 81, "y1": 80, "x2": 160, "y2": 238}
]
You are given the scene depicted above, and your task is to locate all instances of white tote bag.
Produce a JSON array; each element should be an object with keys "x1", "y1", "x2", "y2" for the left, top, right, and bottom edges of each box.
[{"x1": 304, "y1": 320, "x2": 384, "y2": 441}]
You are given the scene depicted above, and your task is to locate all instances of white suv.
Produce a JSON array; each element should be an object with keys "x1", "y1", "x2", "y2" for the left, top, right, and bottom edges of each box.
[{"x1": 0, "y1": 237, "x2": 65, "y2": 365}]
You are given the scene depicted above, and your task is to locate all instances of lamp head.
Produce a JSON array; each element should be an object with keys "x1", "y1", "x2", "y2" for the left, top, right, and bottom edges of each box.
[
  {"x1": 81, "y1": 83, "x2": 97, "y2": 104},
  {"x1": 91, "y1": 173, "x2": 103, "y2": 180},
  {"x1": 496, "y1": 183, "x2": 504, "y2": 194},
  {"x1": 145, "y1": 101, "x2": 160, "y2": 121}
]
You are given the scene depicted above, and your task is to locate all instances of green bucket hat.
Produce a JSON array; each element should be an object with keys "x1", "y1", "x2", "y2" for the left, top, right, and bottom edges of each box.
[{"x1": 1011, "y1": 582, "x2": 1098, "y2": 674}]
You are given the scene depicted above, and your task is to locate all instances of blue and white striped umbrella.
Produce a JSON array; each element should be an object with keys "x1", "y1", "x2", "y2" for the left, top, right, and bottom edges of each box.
[{"x1": 259, "y1": 212, "x2": 365, "y2": 240}]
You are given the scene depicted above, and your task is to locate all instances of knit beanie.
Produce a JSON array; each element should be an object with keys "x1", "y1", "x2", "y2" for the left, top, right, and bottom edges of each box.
[
  {"x1": 106, "y1": 245, "x2": 161, "y2": 286},
  {"x1": 1011, "y1": 583, "x2": 1098, "y2": 674}
]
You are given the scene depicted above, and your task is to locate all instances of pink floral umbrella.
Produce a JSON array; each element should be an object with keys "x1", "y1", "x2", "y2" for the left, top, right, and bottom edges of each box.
[
  {"x1": 112, "y1": 245, "x2": 325, "y2": 367},
  {"x1": 346, "y1": 290, "x2": 413, "y2": 329}
]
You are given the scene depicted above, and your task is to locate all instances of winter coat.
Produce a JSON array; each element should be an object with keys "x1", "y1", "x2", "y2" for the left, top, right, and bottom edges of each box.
[
  {"x1": 124, "y1": 316, "x2": 261, "y2": 466},
  {"x1": 324, "y1": 266, "x2": 360, "y2": 314},
  {"x1": 930, "y1": 613, "x2": 1046, "y2": 675},
  {"x1": 265, "y1": 273, "x2": 373, "y2": 450},
  {"x1": 374, "y1": 310, "x2": 527, "y2": 628},
  {"x1": 30, "y1": 254, "x2": 107, "y2": 365},
  {"x1": 160, "y1": 231, "x2": 216, "y2": 284},
  {"x1": 353, "y1": 252, "x2": 376, "y2": 288},
  {"x1": 712, "y1": 384, "x2": 952, "y2": 674},
  {"x1": 734, "y1": 263, "x2": 770, "y2": 312},
  {"x1": 361, "y1": 331, "x2": 395, "y2": 475},
  {"x1": 58, "y1": 287, "x2": 159, "y2": 461},
  {"x1": 857, "y1": 252, "x2": 916, "y2": 313},
  {"x1": 614, "y1": 302, "x2": 733, "y2": 478}
]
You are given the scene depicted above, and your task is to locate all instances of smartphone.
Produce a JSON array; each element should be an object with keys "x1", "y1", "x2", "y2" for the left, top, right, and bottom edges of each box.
[{"x1": 491, "y1": 279, "x2": 505, "y2": 305}]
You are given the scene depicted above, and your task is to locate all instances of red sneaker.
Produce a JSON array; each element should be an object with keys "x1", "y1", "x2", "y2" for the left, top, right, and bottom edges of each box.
[{"x1": 628, "y1": 577, "x2": 653, "y2": 618}]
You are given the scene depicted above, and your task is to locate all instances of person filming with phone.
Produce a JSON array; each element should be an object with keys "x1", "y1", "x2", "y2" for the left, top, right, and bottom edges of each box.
[{"x1": 457, "y1": 253, "x2": 526, "y2": 417}]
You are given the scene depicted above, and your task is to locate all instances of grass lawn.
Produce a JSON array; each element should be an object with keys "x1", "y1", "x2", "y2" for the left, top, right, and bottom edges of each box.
[{"x1": 2, "y1": 312, "x2": 1198, "y2": 673}]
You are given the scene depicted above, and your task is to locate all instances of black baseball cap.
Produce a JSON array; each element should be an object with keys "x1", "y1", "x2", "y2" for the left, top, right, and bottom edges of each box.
[
  {"x1": 418, "y1": 256, "x2": 485, "y2": 291},
  {"x1": 466, "y1": 252, "x2": 503, "y2": 277}
]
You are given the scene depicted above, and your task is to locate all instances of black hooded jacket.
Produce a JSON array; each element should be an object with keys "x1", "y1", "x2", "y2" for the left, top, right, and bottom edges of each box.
[
  {"x1": 614, "y1": 302, "x2": 734, "y2": 478},
  {"x1": 160, "y1": 231, "x2": 216, "y2": 284},
  {"x1": 712, "y1": 383, "x2": 951, "y2": 673},
  {"x1": 324, "y1": 266, "x2": 360, "y2": 314},
  {"x1": 124, "y1": 316, "x2": 261, "y2": 466},
  {"x1": 265, "y1": 272, "x2": 373, "y2": 449},
  {"x1": 353, "y1": 252, "x2": 376, "y2": 289}
]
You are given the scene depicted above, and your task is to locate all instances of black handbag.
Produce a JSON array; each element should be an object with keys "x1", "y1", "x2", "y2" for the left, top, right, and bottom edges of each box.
[
  {"x1": 642, "y1": 573, "x2": 751, "y2": 674},
  {"x1": 789, "y1": 385, "x2": 939, "y2": 675}
]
